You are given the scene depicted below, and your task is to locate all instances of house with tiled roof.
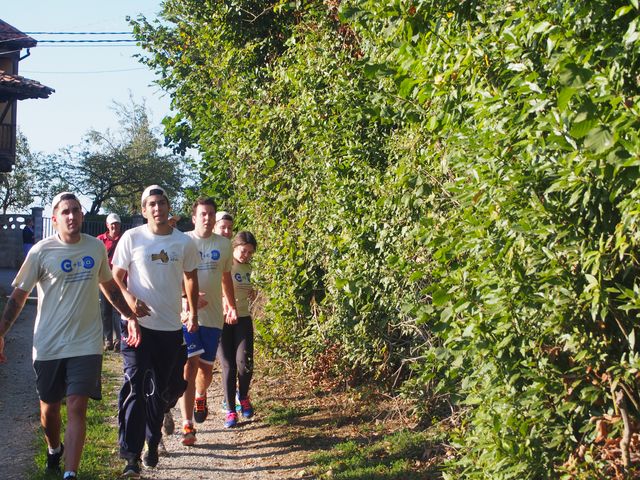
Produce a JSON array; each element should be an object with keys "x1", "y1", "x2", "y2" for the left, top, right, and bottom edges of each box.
[{"x1": 0, "y1": 19, "x2": 53, "y2": 172}]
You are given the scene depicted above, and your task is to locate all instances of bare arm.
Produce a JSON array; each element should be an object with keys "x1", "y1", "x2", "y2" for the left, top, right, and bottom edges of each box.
[
  {"x1": 112, "y1": 266, "x2": 151, "y2": 317},
  {"x1": 222, "y1": 271, "x2": 238, "y2": 325},
  {"x1": 0, "y1": 288, "x2": 30, "y2": 363},
  {"x1": 183, "y1": 269, "x2": 199, "y2": 333}
]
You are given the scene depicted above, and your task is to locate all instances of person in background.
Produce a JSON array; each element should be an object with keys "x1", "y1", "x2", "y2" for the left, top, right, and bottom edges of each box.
[
  {"x1": 168, "y1": 215, "x2": 180, "y2": 229},
  {"x1": 111, "y1": 185, "x2": 200, "y2": 478},
  {"x1": 97, "y1": 213, "x2": 123, "y2": 351},
  {"x1": 22, "y1": 217, "x2": 35, "y2": 257},
  {"x1": 219, "y1": 231, "x2": 258, "y2": 427},
  {"x1": 179, "y1": 198, "x2": 237, "y2": 441},
  {"x1": 0, "y1": 192, "x2": 140, "y2": 480},
  {"x1": 214, "y1": 211, "x2": 234, "y2": 239}
]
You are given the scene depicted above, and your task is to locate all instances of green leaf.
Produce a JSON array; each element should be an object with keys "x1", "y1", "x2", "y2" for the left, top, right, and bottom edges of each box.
[
  {"x1": 432, "y1": 288, "x2": 450, "y2": 307},
  {"x1": 557, "y1": 87, "x2": 577, "y2": 111},
  {"x1": 614, "y1": 5, "x2": 634, "y2": 20},
  {"x1": 584, "y1": 126, "x2": 614, "y2": 153}
]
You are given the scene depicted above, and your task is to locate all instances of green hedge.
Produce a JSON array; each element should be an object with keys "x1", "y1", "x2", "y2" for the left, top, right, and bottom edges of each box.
[{"x1": 134, "y1": 1, "x2": 640, "y2": 476}]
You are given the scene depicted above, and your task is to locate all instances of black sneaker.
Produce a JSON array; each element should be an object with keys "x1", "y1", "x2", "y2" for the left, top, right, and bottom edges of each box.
[
  {"x1": 45, "y1": 443, "x2": 64, "y2": 472},
  {"x1": 121, "y1": 459, "x2": 141, "y2": 478},
  {"x1": 193, "y1": 396, "x2": 208, "y2": 423},
  {"x1": 143, "y1": 443, "x2": 158, "y2": 468}
]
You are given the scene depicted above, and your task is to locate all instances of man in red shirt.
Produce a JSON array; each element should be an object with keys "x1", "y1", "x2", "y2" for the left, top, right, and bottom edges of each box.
[{"x1": 98, "y1": 213, "x2": 123, "y2": 351}]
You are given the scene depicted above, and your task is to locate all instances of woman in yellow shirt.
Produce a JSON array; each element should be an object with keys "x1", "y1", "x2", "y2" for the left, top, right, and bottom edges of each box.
[{"x1": 218, "y1": 231, "x2": 258, "y2": 426}]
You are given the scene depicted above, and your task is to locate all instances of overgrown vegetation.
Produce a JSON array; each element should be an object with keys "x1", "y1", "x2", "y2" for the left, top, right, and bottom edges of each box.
[{"x1": 133, "y1": 0, "x2": 640, "y2": 477}]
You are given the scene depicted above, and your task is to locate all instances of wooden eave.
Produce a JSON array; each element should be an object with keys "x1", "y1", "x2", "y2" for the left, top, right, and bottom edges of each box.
[
  {"x1": 0, "y1": 72, "x2": 54, "y2": 101},
  {"x1": 0, "y1": 19, "x2": 37, "y2": 50}
]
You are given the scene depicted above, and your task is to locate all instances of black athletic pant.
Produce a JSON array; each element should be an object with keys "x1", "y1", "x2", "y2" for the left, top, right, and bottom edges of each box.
[
  {"x1": 118, "y1": 324, "x2": 184, "y2": 461},
  {"x1": 218, "y1": 316, "x2": 254, "y2": 409}
]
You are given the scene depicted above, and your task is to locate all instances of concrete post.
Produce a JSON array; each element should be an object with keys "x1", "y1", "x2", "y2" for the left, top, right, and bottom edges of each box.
[{"x1": 32, "y1": 206, "x2": 44, "y2": 241}]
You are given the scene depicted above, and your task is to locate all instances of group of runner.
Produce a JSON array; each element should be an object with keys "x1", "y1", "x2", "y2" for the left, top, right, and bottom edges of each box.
[{"x1": 0, "y1": 185, "x2": 258, "y2": 479}]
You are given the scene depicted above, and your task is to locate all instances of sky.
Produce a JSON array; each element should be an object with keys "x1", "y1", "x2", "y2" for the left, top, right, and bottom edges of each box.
[{"x1": 2, "y1": 1, "x2": 170, "y2": 155}]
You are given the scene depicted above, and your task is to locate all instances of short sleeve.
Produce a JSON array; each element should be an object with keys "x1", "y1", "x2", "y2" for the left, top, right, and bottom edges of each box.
[
  {"x1": 12, "y1": 247, "x2": 40, "y2": 293},
  {"x1": 183, "y1": 236, "x2": 201, "y2": 272},
  {"x1": 111, "y1": 230, "x2": 131, "y2": 270}
]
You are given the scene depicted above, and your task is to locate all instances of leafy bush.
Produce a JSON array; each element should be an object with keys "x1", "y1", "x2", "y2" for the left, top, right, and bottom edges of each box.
[{"x1": 134, "y1": 0, "x2": 640, "y2": 476}]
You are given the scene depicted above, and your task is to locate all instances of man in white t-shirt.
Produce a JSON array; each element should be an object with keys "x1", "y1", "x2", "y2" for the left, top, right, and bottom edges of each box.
[
  {"x1": 111, "y1": 185, "x2": 200, "y2": 478},
  {"x1": 0, "y1": 192, "x2": 141, "y2": 480},
  {"x1": 178, "y1": 197, "x2": 237, "y2": 446}
]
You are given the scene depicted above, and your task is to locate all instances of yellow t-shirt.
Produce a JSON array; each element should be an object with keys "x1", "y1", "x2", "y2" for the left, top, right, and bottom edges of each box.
[
  {"x1": 232, "y1": 262, "x2": 253, "y2": 318},
  {"x1": 186, "y1": 232, "x2": 233, "y2": 329}
]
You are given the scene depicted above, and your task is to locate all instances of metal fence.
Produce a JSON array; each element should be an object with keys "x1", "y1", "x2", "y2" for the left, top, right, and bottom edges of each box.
[{"x1": 41, "y1": 218, "x2": 139, "y2": 238}]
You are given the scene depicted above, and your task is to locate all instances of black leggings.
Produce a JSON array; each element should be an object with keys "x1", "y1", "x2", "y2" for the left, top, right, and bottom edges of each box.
[{"x1": 218, "y1": 316, "x2": 254, "y2": 409}]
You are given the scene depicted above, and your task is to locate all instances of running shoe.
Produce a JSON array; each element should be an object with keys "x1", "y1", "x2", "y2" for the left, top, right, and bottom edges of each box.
[
  {"x1": 63, "y1": 473, "x2": 77, "y2": 480},
  {"x1": 224, "y1": 410, "x2": 238, "y2": 428},
  {"x1": 182, "y1": 423, "x2": 197, "y2": 446},
  {"x1": 143, "y1": 443, "x2": 159, "y2": 468},
  {"x1": 222, "y1": 395, "x2": 241, "y2": 413},
  {"x1": 193, "y1": 396, "x2": 208, "y2": 423},
  {"x1": 162, "y1": 411, "x2": 175, "y2": 435},
  {"x1": 238, "y1": 397, "x2": 254, "y2": 419},
  {"x1": 121, "y1": 459, "x2": 141, "y2": 478},
  {"x1": 45, "y1": 443, "x2": 64, "y2": 472}
]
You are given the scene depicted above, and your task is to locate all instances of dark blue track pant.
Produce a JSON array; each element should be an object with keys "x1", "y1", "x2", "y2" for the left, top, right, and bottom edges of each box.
[{"x1": 118, "y1": 324, "x2": 184, "y2": 461}]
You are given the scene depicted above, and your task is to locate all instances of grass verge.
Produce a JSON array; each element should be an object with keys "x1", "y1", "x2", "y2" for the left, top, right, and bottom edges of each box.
[
  {"x1": 254, "y1": 356, "x2": 448, "y2": 480},
  {"x1": 28, "y1": 353, "x2": 122, "y2": 480}
]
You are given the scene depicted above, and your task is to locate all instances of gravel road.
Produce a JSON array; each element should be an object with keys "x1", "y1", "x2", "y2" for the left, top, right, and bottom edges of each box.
[{"x1": 0, "y1": 284, "x2": 39, "y2": 479}]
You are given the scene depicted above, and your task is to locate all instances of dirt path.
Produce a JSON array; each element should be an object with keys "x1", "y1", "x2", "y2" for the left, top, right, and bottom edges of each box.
[
  {"x1": 114, "y1": 361, "x2": 313, "y2": 480},
  {"x1": 0, "y1": 297, "x2": 39, "y2": 479}
]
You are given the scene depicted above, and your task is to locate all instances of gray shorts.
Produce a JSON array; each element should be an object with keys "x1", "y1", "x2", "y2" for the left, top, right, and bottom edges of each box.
[{"x1": 33, "y1": 354, "x2": 102, "y2": 403}]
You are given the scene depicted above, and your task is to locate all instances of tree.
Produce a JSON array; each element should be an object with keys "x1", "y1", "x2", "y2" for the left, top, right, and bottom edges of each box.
[
  {"x1": 0, "y1": 131, "x2": 40, "y2": 214},
  {"x1": 40, "y1": 97, "x2": 192, "y2": 215}
]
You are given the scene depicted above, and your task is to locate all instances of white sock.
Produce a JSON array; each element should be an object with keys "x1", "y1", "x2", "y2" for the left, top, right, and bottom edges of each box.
[
  {"x1": 196, "y1": 392, "x2": 205, "y2": 398},
  {"x1": 48, "y1": 445, "x2": 61, "y2": 454},
  {"x1": 183, "y1": 419, "x2": 193, "y2": 427}
]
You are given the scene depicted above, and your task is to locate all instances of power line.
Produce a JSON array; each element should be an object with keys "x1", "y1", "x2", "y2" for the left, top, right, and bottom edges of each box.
[
  {"x1": 25, "y1": 31, "x2": 133, "y2": 35},
  {"x1": 35, "y1": 44, "x2": 139, "y2": 48},
  {"x1": 37, "y1": 39, "x2": 137, "y2": 43},
  {"x1": 21, "y1": 67, "x2": 146, "y2": 74}
]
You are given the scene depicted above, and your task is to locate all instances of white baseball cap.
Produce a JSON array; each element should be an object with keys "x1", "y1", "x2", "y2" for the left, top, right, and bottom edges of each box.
[
  {"x1": 51, "y1": 191, "x2": 78, "y2": 211},
  {"x1": 106, "y1": 213, "x2": 121, "y2": 225},
  {"x1": 141, "y1": 185, "x2": 169, "y2": 207},
  {"x1": 215, "y1": 211, "x2": 234, "y2": 223}
]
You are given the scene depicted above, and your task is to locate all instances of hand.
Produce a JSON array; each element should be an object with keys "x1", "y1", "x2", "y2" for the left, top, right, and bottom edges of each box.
[
  {"x1": 185, "y1": 311, "x2": 199, "y2": 333},
  {"x1": 224, "y1": 306, "x2": 238, "y2": 325},
  {"x1": 125, "y1": 318, "x2": 141, "y2": 348},
  {"x1": 0, "y1": 336, "x2": 5, "y2": 363}
]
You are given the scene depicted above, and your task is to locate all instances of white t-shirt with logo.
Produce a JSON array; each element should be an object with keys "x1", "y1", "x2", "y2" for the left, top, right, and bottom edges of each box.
[
  {"x1": 186, "y1": 231, "x2": 232, "y2": 329},
  {"x1": 112, "y1": 225, "x2": 200, "y2": 331},
  {"x1": 12, "y1": 234, "x2": 112, "y2": 361},
  {"x1": 232, "y1": 262, "x2": 253, "y2": 318}
]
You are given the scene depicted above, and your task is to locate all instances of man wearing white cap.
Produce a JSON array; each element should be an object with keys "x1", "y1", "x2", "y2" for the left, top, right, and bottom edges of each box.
[
  {"x1": 0, "y1": 192, "x2": 141, "y2": 480},
  {"x1": 97, "y1": 213, "x2": 123, "y2": 351},
  {"x1": 111, "y1": 185, "x2": 201, "y2": 477}
]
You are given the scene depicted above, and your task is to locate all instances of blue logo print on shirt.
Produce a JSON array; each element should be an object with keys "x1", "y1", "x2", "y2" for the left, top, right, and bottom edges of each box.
[
  {"x1": 61, "y1": 256, "x2": 95, "y2": 273},
  {"x1": 211, "y1": 249, "x2": 220, "y2": 260}
]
